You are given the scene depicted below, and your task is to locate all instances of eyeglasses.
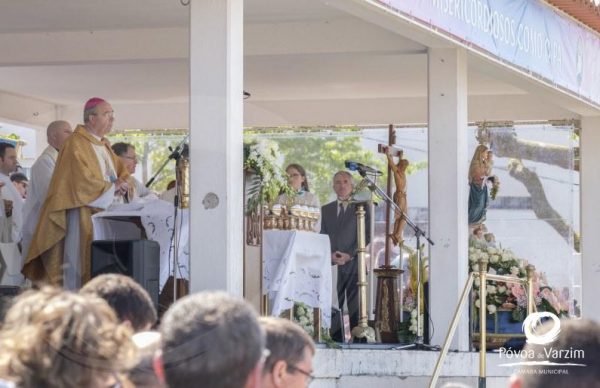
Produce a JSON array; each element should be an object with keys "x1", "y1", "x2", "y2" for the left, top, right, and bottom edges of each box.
[
  {"x1": 122, "y1": 155, "x2": 138, "y2": 162},
  {"x1": 93, "y1": 111, "x2": 115, "y2": 118},
  {"x1": 287, "y1": 364, "x2": 314, "y2": 386}
]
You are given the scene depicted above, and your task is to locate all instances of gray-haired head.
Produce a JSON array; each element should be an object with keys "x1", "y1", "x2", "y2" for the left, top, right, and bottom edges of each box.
[
  {"x1": 332, "y1": 170, "x2": 353, "y2": 182},
  {"x1": 46, "y1": 120, "x2": 73, "y2": 150},
  {"x1": 259, "y1": 317, "x2": 315, "y2": 387}
]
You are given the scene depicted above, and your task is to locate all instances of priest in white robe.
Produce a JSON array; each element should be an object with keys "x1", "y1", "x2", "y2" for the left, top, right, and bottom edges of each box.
[
  {"x1": 0, "y1": 142, "x2": 24, "y2": 286},
  {"x1": 21, "y1": 120, "x2": 73, "y2": 264}
]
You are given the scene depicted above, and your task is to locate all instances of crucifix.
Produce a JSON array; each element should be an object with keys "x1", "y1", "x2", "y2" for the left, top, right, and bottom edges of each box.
[
  {"x1": 377, "y1": 127, "x2": 404, "y2": 268},
  {"x1": 373, "y1": 124, "x2": 405, "y2": 343}
]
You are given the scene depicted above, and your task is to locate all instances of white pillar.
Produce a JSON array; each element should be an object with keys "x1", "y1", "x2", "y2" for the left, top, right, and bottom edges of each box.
[
  {"x1": 580, "y1": 116, "x2": 600, "y2": 321},
  {"x1": 189, "y1": 0, "x2": 244, "y2": 295},
  {"x1": 428, "y1": 48, "x2": 470, "y2": 350}
]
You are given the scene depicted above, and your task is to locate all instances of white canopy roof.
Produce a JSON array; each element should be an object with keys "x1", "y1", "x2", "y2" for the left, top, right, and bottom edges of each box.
[{"x1": 0, "y1": 0, "x2": 597, "y2": 131}]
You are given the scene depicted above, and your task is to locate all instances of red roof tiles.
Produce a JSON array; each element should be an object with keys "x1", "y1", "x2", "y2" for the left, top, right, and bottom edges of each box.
[{"x1": 546, "y1": 0, "x2": 600, "y2": 33}]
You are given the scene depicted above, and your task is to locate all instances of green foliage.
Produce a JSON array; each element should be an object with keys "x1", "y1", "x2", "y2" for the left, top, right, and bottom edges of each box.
[
  {"x1": 397, "y1": 320, "x2": 416, "y2": 343},
  {"x1": 406, "y1": 160, "x2": 428, "y2": 175},
  {"x1": 321, "y1": 329, "x2": 341, "y2": 348},
  {"x1": 247, "y1": 134, "x2": 387, "y2": 205},
  {"x1": 511, "y1": 307, "x2": 526, "y2": 322}
]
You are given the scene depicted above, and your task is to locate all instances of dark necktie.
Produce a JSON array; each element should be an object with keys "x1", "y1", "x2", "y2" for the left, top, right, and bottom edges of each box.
[{"x1": 338, "y1": 202, "x2": 346, "y2": 221}]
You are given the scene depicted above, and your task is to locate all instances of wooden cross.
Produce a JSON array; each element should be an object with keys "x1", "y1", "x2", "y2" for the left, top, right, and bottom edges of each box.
[{"x1": 377, "y1": 125, "x2": 403, "y2": 268}]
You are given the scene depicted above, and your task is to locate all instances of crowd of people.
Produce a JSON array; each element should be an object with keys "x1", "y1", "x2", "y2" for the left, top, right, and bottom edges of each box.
[
  {"x1": 1, "y1": 275, "x2": 600, "y2": 387},
  {"x1": 0, "y1": 275, "x2": 316, "y2": 388}
]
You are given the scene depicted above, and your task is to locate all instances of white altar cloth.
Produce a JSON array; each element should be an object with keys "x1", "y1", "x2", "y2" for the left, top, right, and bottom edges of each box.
[
  {"x1": 92, "y1": 198, "x2": 189, "y2": 291},
  {"x1": 263, "y1": 230, "x2": 332, "y2": 328}
]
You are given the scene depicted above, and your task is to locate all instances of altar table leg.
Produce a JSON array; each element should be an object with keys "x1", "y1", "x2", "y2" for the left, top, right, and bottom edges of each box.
[{"x1": 313, "y1": 307, "x2": 322, "y2": 342}]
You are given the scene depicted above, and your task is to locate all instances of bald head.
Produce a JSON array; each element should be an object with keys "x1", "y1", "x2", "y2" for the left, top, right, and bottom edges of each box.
[{"x1": 46, "y1": 120, "x2": 73, "y2": 150}]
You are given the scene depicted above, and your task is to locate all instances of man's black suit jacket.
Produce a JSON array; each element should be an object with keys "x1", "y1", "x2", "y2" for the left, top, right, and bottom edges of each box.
[{"x1": 320, "y1": 200, "x2": 371, "y2": 260}]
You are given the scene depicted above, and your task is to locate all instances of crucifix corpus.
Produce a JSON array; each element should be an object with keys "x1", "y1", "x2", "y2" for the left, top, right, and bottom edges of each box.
[
  {"x1": 373, "y1": 124, "x2": 405, "y2": 343},
  {"x1": 377, "y1": 141, "x2": 406, "y2": 266}
]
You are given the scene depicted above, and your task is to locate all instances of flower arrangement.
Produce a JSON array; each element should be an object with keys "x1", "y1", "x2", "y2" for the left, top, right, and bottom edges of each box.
[
  {"x1": 468, "y1": 243, "x2": 569, "y2": 321},
  {"x1": 244, "y1": 140, "x2": 293, "y2": 214},
  {"x1": 287, "y1": 302, "x2": 338, "y2": 348},
  {"x1": 290, "y1": 302, "x2": 314, "y2": 337},
  {"x1": 488, "y1": 175, "x2": 500, "y2": 200}
]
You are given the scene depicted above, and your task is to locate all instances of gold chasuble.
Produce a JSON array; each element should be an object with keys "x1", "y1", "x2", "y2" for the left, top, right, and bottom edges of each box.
[{"x1": 23, "y1": 125, "x2": 129, "y2": 286}]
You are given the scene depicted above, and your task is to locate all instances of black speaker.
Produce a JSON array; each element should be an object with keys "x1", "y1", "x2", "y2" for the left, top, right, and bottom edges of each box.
[
  {"x1": 0, "y1": 286, "x2": 20, "y2": 322},
  {"x1": 91, "y1": 240, "x2": 160, "y2": 309}
]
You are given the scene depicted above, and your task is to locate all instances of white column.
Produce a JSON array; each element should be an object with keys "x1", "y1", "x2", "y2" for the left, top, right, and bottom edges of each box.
[
  {"x1": 580, "y1": 116, "x2": 600, "y2": 321},
  {"x1": 189, "y1": 0, "x2": 244, "y2": 295},
  {"x1": 428, "y1": 48, "x2": 470, "y2": 350}
]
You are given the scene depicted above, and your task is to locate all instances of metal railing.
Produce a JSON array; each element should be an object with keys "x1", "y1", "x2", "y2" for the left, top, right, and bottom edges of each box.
[{"x1": 429, "y1": 258, "x2": 536, "y2": 388}]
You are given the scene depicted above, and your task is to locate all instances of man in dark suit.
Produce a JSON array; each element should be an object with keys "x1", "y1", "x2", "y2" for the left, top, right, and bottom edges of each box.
[{"x1": 320, "y1": 171, "x2": 370, "y2": 341}]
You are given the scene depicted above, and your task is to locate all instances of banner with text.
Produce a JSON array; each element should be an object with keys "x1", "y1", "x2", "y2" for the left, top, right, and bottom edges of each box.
[{"x1": 375, "y1": 0, "x2": 600, "y2": 106}]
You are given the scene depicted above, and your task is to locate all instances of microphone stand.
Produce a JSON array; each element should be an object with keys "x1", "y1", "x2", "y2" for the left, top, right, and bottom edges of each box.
[
  {"x1": 145, "y1": 134, "x2": 189, "y2": 188},
  {"x1": 354, "y1": 169, "x2": 436, "y2": 350},
  {"x1": 144, "y1": 134, "x2": 188, "y2": 305}
]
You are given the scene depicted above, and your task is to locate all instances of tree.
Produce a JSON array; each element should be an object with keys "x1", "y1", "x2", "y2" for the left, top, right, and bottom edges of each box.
[
  {"x1": 492, "y1": 130, "x2": 576, "y2": 171},
  {"x1": 253, "y1": 134, "x2": 386, "y2": 205},
  {"x1": 246, "y1": 128, "x2": 428, "y2": 206},
  {"x1": 507, "y1": 158, "x2": 580, "y2": 251},
  {"x1": 486, "y1": 125, "x2": 579, "y2": 251}
]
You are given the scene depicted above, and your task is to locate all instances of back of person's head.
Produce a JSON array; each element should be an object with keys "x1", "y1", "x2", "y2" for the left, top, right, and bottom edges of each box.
[
  {"x1": 510, "y1": 318, "x2": 600, "y2": 388},
  {"x1": 129, "y1": 331, "x2": 165, "y2": 388},
  {"x1": 259, "y1": 317, "x2": 315, "y2": 388},
  {"x1": 159, "y1": 291, "x2": 265, "y2": 388},
  {"x1": 80, "y1": 274, "x2": 157, "y2": 332},
  {"x1": 0, "y1": 286, "x2": 137, "y2": 388}
]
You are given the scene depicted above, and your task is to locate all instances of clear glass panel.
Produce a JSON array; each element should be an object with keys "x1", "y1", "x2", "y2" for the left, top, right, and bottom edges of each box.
[
  {"x1": 107, "y1": 131, "x2": 187, "y2": 192},
  {"x1": 245, "y1": 126, "x2": 430, "y2": 259},
  {"x1": 246, "y1": 126, "x2": 430, "y2": 320},
  {"x1": 469, "y1": 122, "x2": 579, "y2": 317}
]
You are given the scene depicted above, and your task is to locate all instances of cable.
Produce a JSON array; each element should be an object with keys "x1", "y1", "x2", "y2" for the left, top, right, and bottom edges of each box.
[
  {"x1": 175, "y1": 178, "x2": 187, "y2": 280},
  {"x1": 167, "y1": 188, "x2": 178, "y2": 292}
]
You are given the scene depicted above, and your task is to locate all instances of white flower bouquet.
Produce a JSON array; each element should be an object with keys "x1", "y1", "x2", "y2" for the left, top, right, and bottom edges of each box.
[
  {"x1": 244, "y1": 140, "x2": 293, "y2": 214},
  {"x1": 291, "y1": 302, "x2": 314, "y2": 337}
]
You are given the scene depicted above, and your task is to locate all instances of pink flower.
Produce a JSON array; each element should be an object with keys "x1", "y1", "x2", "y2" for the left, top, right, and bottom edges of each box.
[{"x1": 509, "y1": 284, "x2": 527, "y2": 308}]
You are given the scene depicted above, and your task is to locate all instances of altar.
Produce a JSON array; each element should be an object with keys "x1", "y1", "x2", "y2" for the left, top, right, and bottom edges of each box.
[
  {"x1": 91, "y1": 198, "x2": 189, "y2": 291},
  {"x1": 263, "y1": 229, "x2": 332, "y2": 328}
]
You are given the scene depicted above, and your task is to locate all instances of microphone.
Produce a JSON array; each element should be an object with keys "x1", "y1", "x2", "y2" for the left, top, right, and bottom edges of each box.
[{"x1": 344, "y1": 160, "x2": 383, "y2": 176}]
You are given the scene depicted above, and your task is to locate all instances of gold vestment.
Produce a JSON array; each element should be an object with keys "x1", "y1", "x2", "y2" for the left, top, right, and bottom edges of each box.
[{"x1": 23, "y1": 125, "x2": 128, "y2": 285}]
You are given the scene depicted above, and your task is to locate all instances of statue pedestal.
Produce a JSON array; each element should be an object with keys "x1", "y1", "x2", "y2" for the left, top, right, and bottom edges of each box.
[{"x1": 374, "y1": 267, "x2": 403, "y2": 343}]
